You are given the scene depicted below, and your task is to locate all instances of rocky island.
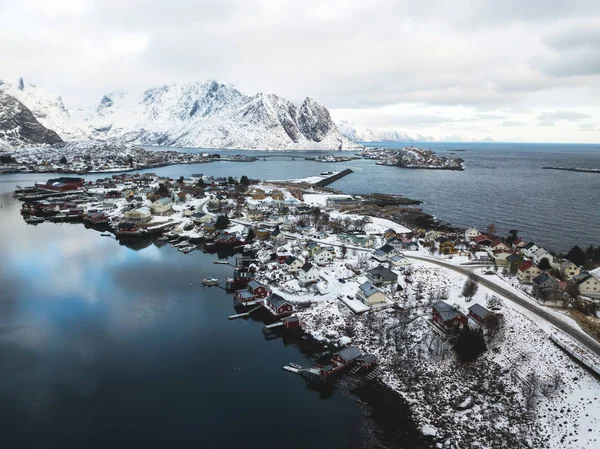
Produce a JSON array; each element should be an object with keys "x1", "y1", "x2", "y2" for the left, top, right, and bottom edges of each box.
[{"x1": 362, "y1": 147, "x2": 464, "y2": 170}]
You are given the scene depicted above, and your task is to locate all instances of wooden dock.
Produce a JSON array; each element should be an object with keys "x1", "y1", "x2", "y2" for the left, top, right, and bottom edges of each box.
[{"x1": 228, "y1": 304, "x2": 262, "y2": 320}]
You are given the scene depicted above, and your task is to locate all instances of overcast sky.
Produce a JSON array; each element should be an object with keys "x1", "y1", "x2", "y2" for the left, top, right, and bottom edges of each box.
[{"x1": 2, "y1": 0, "x2": 600, "y2": 142}]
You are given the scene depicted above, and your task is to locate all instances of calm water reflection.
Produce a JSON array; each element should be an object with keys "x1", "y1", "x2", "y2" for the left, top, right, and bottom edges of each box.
[{"x1": 1, "y1": 190, "x2": 403, "y2": 449}]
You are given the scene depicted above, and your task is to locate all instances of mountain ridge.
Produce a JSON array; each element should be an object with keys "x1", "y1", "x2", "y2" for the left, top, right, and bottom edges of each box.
[{"x1": 1, "y1": 79, "x2": 357, "y2": 151}]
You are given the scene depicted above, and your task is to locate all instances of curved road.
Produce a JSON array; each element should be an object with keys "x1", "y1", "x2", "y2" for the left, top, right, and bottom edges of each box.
[{"x1": 405, "y1": 254, "x2": 600, "y2": 357}]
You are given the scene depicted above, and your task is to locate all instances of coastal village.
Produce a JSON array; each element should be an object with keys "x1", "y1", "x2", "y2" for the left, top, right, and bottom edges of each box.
[{"x1": 11, "y1": 168, "x2": 600, "y2": 448}]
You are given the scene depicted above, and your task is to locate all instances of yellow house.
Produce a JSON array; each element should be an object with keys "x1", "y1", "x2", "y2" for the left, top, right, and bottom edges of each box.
[
  {"x1": 439, "y1": 240, "x2": 457, "y2": 255},
  {"x1": 356, "y1": 282, "x2": 387, "y2": 306},
  {"x1": 252, "y1": 189, "x2": 266, "y2": 200},
  {"x1": 270, "y1": 190, "x2": 284, "y2": 201}
]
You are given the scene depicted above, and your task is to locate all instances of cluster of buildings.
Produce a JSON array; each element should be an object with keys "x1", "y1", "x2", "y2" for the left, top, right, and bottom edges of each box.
[{"x1": 427, "y1": 226, "x2": 600, "y2": 301}]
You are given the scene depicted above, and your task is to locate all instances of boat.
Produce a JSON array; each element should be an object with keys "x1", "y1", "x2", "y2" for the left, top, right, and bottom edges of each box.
[
  {"x1": 213, "y1": 260, "x2": 229, "y2": 264},
  {"x1": 202, "y1": 277, "x2": 219, "y2": 286},
  {"x1": 290, "y1": 362, "x2": 303, "y2": 369},
  {"x1": 25, "y1": 217, "x2": 44, "y2": 224},
  {"x1": 100, "y1": 232, "x2": 112, "y2": 237}
]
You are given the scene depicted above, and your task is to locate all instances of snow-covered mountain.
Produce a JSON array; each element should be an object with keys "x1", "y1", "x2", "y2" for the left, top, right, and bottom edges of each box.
[
  {"x1": 85, "y1": 81, "x2": 355, "y2": 150},
  {"x1": 0, "y1": 90, "x2": 63, "y2": 149},
  {"x1": 1, "y1": 78, "x2": 356, "y2": 150},
  {"x1": 337, "y1": 119, "x2": 434, "y2": 143},
  {"x1": 0, "y1": 78, "x2": 87, "y2": 140}
]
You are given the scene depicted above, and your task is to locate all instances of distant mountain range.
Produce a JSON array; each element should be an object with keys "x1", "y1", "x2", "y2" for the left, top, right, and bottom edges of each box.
[
  {"x1": 0, "y1": 78, "x2": 494, "y2": 150},
  {"x1": 336, "y1": 120, "x2": 435, "y2": 143},
  {"x1": 0, "y1": 78, "x2": 357, "y2": 151}
]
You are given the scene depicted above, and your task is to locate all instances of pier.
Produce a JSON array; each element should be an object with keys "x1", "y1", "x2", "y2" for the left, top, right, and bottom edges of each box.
[{"x1": 313, "y1": 168, "x2": 353, "y2": 187}]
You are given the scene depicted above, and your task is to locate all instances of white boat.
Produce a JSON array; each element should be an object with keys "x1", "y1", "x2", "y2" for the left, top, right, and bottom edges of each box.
[
  {"x1": 202, "y1": 277, "x2": 219, "y2": 286},
  {"x1": 213, "y1": 260, "x2": 229, "y2": 264}
]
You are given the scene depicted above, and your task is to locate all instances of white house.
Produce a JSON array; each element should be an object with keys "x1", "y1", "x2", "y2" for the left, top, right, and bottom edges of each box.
[
  {"x1": 372, "y1": 244, "x2": 401, "y2": 262},
  {"x1": 313, "y1": 248, "x2": 335, "y2": 265},
  {"x1": 123, "y1": 207, "x2": 152, "y2": 223},
  {"x1": 284, "y1": 256, "x2": 304, "y2": 274},
  {"x1": 356, "y1": 282, "x2": 387, "y2": 306},
  {"x1": 560, "y1": 260, "x2": 581, "y2": 280},
  {"x1": 517, "y1": 260, "x2": 542, "y2": 284},
  {"x1": 151, "y1": 197, "x2": 173, "y2": 215},
  {"x1": 464, "y1": 227, "x2": 481, "y2": 242},
  {"x1": 390, "y1": 255, "x2": 412, "y2": 268},
  {"x1": 298, "y1": 262, "x2": 320, "y2": 286},
  {"x1": 532, "y1": 248, "x2": 554, "y2": 266},
  {"x1": 425, "y1": 230, "x2": 443, "y2": 242},
  {"x1": 573, "y1": 272, "x2": 600, "y2": 299},
  {"x1": 522, "y1": 243, "x2": 540, "y2": 258}
]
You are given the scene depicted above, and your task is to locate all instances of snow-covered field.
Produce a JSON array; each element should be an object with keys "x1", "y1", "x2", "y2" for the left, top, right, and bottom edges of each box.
[{"x1": 265, "y1": 253, "x2": 600, "y2": 448}]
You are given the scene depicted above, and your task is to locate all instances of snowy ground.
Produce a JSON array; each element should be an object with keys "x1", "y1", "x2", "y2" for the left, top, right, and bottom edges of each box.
[{"x1": 266, "y1": 254, "x2": 600, "y2": 448}]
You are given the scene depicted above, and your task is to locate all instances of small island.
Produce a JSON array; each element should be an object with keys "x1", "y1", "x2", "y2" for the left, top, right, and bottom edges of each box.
[{"x1": 361, "y1": 147, "x2": 464, "y2": 170}]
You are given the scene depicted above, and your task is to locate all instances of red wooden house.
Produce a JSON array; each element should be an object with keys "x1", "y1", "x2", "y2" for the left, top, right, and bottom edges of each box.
[
  {"x1": 282, "y1": 316, "x2": 301, "y2": 330},
  {"x1": 432, "y1": 301, "x2": 468, "y2": 330},
  {"x1": 233, "y1": 289, "x2": 256, "y2": 305},
  {"x1": 263, "y1": 294, "x2": 295, "y2": 318},
  {"x1": 247, "y1": 280, "x2": 270, "y2": 298},
  {"x1": 331, "y1": 346, "x2": 362, "y2": 367}
]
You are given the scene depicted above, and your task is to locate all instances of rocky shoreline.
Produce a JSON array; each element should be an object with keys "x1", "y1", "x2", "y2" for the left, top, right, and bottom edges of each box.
[{"x1": 362, "y1": 147, "x2": 464, "y2": 171}]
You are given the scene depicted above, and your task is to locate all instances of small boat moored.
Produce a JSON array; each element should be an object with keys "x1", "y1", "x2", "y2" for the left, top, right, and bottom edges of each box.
[{"x1": 202, "y1": 277, "x2": 219, "y2": 286}]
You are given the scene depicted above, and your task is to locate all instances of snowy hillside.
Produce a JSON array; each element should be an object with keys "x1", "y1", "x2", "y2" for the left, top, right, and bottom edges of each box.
[
  {"x1": 0, "y1": 91, "x2": 63, "y2": 149},
  {"x1": 337, "y1": 119, "x2": 434, "y2": 143},
  {"x1": 85, "y1": 81, "x2": 357, "y2": 150},
  {"x1": 0, "y1": 78, "x2": 86, "y2": 140},
  {"x1": 1, "y1": 78, "x2": 358, "y2": 151}
]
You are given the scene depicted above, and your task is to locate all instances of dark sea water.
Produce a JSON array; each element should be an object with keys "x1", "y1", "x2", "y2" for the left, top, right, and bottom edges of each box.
[
  {"x1": 143, "y1": 142, "x2": 599, "y2": 252},
  {"x1": 1, "y1": 188, "x2": 420, "y2": 448},
  {"x1": 0, "y1": 142, "x2": 598, "y2": 448}
]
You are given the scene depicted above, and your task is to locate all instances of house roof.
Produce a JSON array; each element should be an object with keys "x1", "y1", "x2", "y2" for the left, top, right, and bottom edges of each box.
[
  {"x1": 358, "y1": 282, "x2": 382, "y2": 297},
  {"x1": 284, "y1": 256, "x2": 298, "y2": 265},
  {"x1": 335, "y1": 346, "x2": 362, "y2": 363},
  {"x1": 134, "y1": 207, "x2": 151, "y2": 215},
  {"x1": 560, "y1": 260, "x2": 577, "y2": 269},
  {"x1": 367, "y1": 266, "x2": 398, "y2": 282},
  {"x1": 468, "y1": 303, "x2": 492, "y2": 321},
  {"x1": 236, "y1": 290, "x2": 255, "y2": 299},
  {"x1": 472, "y1": 235, "x2": 492, "y2": 244},
  {"x1": 301, "y1": 262, "x2": 316, "y2": 273},
  {"x1": 247, "y1": 280, "x2": 264, "y2": 290},
  {"x1": 378, "y1": 244, "x2": 395, "y2": 254},
  {"x1": 532, "y1": 272, "x2": 556, "y2": 286},
  {"x1": 572, "y1": 272, "x2": 592, "y2": 283},
  {"x1": 356, "y1": 353, "x2": 378, "y2": 364},
  {"x1": 523, "y1": 242, "x2": 536, "y2": 250},
  {"x1": 506, "y1": 254, "x2": 522, "y2": 263},
  {"x1": 518, "y1": 260, "x2": 537, "y2": 272},
  {"x1": 266, "y1": 293, "x2": 289, "y2": 309},
  {"x1": 432, "y1": 301, "x2": 463, "y2": 322},
  {"x1": 156, "y1": 197, "x2": 172, "y2": 205}
]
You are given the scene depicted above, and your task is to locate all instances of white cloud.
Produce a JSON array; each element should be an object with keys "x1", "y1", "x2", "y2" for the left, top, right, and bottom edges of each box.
[{"x1": 1, "y1": 0, "x2": 600, "y2": 142}]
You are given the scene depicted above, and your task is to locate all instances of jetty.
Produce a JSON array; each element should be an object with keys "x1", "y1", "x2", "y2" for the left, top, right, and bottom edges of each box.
[
  {"x1": 314, "y1": 168, "x2": 353, "y2": 187},
  {"x1": 228, "y1": 304, "x2": 262, "y2": 320}
]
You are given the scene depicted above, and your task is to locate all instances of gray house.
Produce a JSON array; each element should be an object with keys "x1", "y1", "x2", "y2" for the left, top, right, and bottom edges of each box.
[{"x1": 366, "y1": 265, "x2": 398, "y2": 287}]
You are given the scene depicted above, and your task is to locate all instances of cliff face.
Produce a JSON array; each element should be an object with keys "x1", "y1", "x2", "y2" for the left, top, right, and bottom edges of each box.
[{"x1": 0, "y1": 91, "x2": 63, "y2": 148}]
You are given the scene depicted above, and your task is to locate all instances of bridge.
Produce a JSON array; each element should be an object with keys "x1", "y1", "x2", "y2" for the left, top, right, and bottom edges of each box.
[{"x1": 257, "y1": 155, "x2": 303, "y2": 160}]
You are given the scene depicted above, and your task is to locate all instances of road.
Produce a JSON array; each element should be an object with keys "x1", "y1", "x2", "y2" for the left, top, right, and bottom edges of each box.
[{"x1": 404, "y1": 254, "x2": 600, "y2": 358}]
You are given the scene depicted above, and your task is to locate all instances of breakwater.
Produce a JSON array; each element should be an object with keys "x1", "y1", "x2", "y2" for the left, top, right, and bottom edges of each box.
[{"x1": 314, "y1": 168, "x2": 353, "y2": 187}]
